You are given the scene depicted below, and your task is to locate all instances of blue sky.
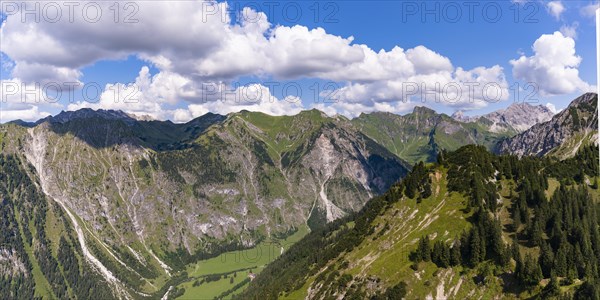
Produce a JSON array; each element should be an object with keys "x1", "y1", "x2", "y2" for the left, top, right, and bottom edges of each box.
[{"x1": 0, "y1": 0, "x2": 597, "y2": 122}]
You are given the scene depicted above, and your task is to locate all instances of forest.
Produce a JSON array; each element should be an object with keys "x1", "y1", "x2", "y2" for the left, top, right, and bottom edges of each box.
[
  {"x1": 239, "y1": 145, "x2": 600, "y2": 299},
  {"x1": 0, "y1": 154, "x2": 114, "y2": 299}
]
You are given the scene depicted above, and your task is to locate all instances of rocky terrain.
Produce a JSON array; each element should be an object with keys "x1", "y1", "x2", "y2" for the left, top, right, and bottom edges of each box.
[
  {"x1": 0, "y1": 108, "x2": 410, "y2": 297},
  {"x1": 452, "y1": 102, "x2": 555, "y2": 133},
  {"x1": 0, "y1": 92, "x2": 596, "y2": 298},
  {"x1": 498, "y1": 93, "x2": 598, "y2": 158}
]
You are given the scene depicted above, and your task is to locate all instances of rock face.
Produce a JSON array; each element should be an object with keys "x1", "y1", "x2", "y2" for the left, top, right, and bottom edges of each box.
[
  {"x1": 452, "y1": 102, "x2": 555, "y2": 133},
  {"x1": 0, "y1": 108, "x2": 410, "y2": 296},
  {"x1": 352, "y1": 106, "x2": 512, "y2": 164},
  {"x1": 498, "y1": 93, "x2": 598, "y2": 157}
]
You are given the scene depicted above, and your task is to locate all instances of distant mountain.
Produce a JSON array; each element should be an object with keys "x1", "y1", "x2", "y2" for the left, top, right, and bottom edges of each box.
[
  {"x1": 0, "y1": 107, "x2": 410, "y2": 297},
  {"x1": 352, "y1": 106, "x2": 512, "y2": 164},
  {"x1": 6, "y1": 119, "x2": 36, "y2": 127},
  {"x1": 0, "y1": 94, "x2": 593, "y2": 298},
  {"x1": 39, "y1": 108, "x2": 136, "y2": 124},
  {"x1": 498, "y1": 93, "x2": 598, "y2": 158},
  {"x1": 452, "y1": 102, "x2": 555, "y2": 133}
]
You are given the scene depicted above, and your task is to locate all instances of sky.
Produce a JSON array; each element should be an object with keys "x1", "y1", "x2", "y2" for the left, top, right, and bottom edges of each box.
[{"x1": 0, "y1": 0, "x2": 598, "y2": 123}]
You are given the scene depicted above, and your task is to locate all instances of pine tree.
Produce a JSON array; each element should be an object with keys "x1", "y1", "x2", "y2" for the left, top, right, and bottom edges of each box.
[
  {"x1": 539, "y1": 242, "x2": 554, "y2": 278},
  {"x1": 529, "y1": 218, "x2": 544, "y2": 247},
  {"x1": 415, "y1": 236, "x2": 431, "y2": 262},
  {"x1": 543, "y1": 272, "x2": 560, "y2": 297},
  {"x1": 432, "y1": 241, "x2": 450, "y2": 268},
  {"x1": 470, "y1": 229, "x2": 482, "y2": 267},
  {"x1": 450, "y1": 243, "x2": 461, "y2": 266},
  {"x1": 513, "y1": 208, "x2": 521, "y2": 232},
  {"x1": 518, "y1": 254, "x2": 542, "y2": 287}
]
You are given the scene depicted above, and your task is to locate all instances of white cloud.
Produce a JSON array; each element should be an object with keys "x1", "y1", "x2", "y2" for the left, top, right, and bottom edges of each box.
[
  {"x1": 12, "y1": 62, "x2": 82, "y2": 86},
  {"x1": 545, "y1": 103, "x2": 558, "y2": 114},
  {"x1": 580, "y1": 2, "x2": 599, "y2": 18},
  {"x1": 67, "y1": 67, "x2": 190, "y2": 120},
  {"x1": 560, "y1": 22, "x2": 578, "y2": 39},
  {"x1": 325, "y1": 64, "x2": 508, "y2": 117},
  {"x1": 0, "y1": 2, "x2": 368, "y2": 82},
  {"x1": 1, "y1": 0, "x2": 510, "y2": 119},
  {"x1": 66, "y1": 67, "x2": 304, "y2": 122},
  {"x1": 0, "y1": 78, "x2": 54, "y2": 122},
  {"x1": 311, "y1": 101, "x2": 417, "y2": 119},
  {"x1": 406, "y1": 46, "x2": 453, "y2": 74},
  {"x1": 1, "y1": 1, "x2": 230, "y2": 83},
  {"x1": 510, "y1": 31, "x2": 591, "y2": 96},
  {"x1": 0, "y1": 105, "x2": 51, "y2": 122},
  {"x1": 1, "y1": 1, "x2": 501, "y2": 83},
  {"x1": 547, "y1": 1, "x2": 565, "y2": 20}
]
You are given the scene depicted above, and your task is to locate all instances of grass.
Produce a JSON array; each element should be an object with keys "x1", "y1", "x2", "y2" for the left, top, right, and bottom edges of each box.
[
  {"x1": 546, "y1": 178, "x2": 560, "y2": 199},
  {"x1": 175, "y1": 225, "x2": 309, "y2": 299},
  {"x1": 549, "y1": 131, "x2": 597, "y2": 159},
  {"x1": 235, "y1": 110, "x2": 327, "y2": 154},
  {"x1": 283, "y1": 170, "x2": 590, "y2": 298},
  {"x1": 295, "y1": 169, "x2": 478, "y2": 298},
  {"x1": 177, "y1": 269, "x2": 253, "y2": 300}
]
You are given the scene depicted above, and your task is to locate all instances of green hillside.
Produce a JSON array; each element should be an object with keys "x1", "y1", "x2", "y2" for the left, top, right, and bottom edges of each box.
[
  {"x1": 0, "y1": 108, "x2": 411, "y2": 299},
  {"x1": 352, "y1": 107, "x2": 513, "y2": 165},
  {"x1": 240, "y1": 145, "x2": 600, "y2": 299}
]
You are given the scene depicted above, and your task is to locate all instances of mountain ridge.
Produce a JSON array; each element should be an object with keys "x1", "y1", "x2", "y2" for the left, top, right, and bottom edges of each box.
[
  {"x1": 498, "y1": 92, "x2": 598, "y2": 158},
  {"x1": 452, "y1": 101, "x2": 555, "y2": 133},
  {"x1": 240, "y1": 144, "x2": 600, "y2": 299},
  {"x1": 0, "y1": 92, "x2": 596, "y2": 298}
]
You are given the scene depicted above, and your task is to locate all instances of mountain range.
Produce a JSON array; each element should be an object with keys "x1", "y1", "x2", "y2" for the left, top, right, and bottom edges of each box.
[
  {"x1": 498, "y1": 93, "x2": 598, "y2": 159},
  {"x1": 0, "y1": 92, "x2": 597, "y2": 299},
  {"x1": 452, "y1": 102, "x2": 555, "y2": 133}
]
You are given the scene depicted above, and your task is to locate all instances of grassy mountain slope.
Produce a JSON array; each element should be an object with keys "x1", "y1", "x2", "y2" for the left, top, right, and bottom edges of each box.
[
  {"x1": 352, "y1": 107, "x2": 513, "y2": 164},
  {"x1": 0, "y1": 109, "x2": 410, "y2": 298},
  {"x1": 240, "y1": 145, "x2": 600, "y2": 299}
]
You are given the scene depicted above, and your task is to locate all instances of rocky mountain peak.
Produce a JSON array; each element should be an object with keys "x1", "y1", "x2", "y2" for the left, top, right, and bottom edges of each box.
[
  {"x1": 450, "y1": 101, "x2": 555, "y2": 133},
  {"x1": 450, "y1": 110, "x2": 473, "y2": 123},
  {"x1": 487, "y1": 101, "x2": 555, "y2": 132},
  {"x1": 41, "y1": 108, "x2": 136, "y2": 125},
  {"x1": 412, "y1": 106, "x2": 436, "y2": 115},
  {"x1": 569, "y1": 92, "x2": 598, "y2": 107},
  {"x1": 498, "y1": 93, "x2": 598, "y2": 158}
]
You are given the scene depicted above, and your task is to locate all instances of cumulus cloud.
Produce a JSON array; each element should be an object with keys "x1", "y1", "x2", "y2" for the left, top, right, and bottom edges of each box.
[
  {"x1": 545, "y1": 103, "x2": 558, "y2": 114},
  {"x1": 321, "y1": 64, "x2": 508, "y2": 118},
  {"x1": 510, "y1": 31, "x2": 591, "y2": 96},
  {"x1": 1, "y1": 1, "x2": 367, "y2": 82},
  {"x1": 1, "y1": 1, "x2": 230, "y2": 83},
  {"x1": 547, "y1": 1, "x2": 565, "y2": 19},
  {"x1": 1, "y1": 0, "x2": 511, "y2": 119},
  {"x1": 66, "y1": 67, "x2": 303, "y2": 122},
  {"x1": 0, "y1": 78, "x2": 54, "y2": 122},
  {"x1": 0, "y1": 105, "x2": 51, "y2": 122}
]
